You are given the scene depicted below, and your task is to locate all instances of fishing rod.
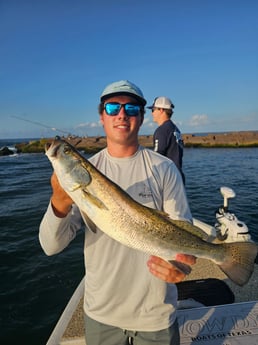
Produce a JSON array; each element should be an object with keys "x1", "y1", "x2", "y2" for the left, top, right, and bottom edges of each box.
[{"x1": 11, "y1": 115, "x2": 72, "y2": 135}]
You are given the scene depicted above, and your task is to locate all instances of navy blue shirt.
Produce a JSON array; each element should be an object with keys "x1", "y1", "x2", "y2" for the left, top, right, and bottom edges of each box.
[{"x1": 153, "y1": 120, "x2": 185, "y2": 182}]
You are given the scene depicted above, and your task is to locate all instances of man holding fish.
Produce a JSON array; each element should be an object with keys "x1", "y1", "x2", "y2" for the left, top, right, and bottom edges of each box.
[{"x1": 40, "y1": 80, "x2": 256, "y2": 344}]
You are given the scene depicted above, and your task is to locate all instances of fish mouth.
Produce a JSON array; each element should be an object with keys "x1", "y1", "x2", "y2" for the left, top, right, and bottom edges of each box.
[
  {"x1": 45, "y1": 142, "x2": 52, "y2": 151},
  {"x1": 45, "y1": 136, "x2": 62, "y2": 156}
]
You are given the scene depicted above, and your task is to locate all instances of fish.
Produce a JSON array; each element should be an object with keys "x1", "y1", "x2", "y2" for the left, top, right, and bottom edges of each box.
[{"x1": 45, "y1": 137, "x2": 258, "y2": 286}]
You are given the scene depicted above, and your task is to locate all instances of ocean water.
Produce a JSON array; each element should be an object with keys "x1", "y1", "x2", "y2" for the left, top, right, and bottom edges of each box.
[{"x1": 0, "y1": 139, "x2": 258, "y2": 345}]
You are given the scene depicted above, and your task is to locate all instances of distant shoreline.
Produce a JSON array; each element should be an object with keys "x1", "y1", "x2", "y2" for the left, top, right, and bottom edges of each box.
[{"x1": 12, "y1": 130, "x2": 258, "y2": 154}]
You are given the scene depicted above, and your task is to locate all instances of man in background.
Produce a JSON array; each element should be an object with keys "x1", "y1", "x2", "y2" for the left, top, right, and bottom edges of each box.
[{"x1": 148, "y1": 97, "x2": 185, "y2": 183}]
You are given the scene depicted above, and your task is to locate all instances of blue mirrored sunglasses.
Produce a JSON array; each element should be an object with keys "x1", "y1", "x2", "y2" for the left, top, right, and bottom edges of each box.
[{"x1": 104, "y1": 102, "x2": 141, "y2": 116}]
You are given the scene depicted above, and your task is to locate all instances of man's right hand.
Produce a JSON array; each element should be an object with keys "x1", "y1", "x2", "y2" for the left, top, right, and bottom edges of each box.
[{"x1": 50, "y1": 173, "x2": 73, "y2": 218}]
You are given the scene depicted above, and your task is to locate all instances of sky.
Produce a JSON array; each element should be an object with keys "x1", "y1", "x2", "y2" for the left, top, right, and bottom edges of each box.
[{"x1": 1, "y1": 0, "x2": 258, "y2": 139}]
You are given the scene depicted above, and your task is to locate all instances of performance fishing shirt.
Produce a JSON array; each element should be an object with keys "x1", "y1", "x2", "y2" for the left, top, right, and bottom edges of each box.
[{"x1": 39, "y1": 146, "x2": 192, "y2": 332}]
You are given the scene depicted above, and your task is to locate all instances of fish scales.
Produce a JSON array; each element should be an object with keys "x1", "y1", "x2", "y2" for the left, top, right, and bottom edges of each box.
[{"x1": 75, "y1": 163, "x2": 222, "y2": 260}]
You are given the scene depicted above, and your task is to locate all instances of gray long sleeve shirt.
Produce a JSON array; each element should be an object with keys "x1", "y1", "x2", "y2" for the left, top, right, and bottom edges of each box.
[{"x1": 39, "y1": 146, "x2": 192, "y2": 332}]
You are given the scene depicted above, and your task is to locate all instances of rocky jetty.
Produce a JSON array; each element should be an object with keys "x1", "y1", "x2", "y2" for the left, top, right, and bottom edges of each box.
[
  {"x1": 0, "y1": 146, "x2": 16, "y2": 156},
  {"x1": 183, "y1": 131, "x2": 258, "y2": 147},
  {"x1": 14, "y1": 131, "x2": 258, "y2": 154}
]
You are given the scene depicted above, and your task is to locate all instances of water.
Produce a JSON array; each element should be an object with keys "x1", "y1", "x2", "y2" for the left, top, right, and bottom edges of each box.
[{"x1": 0, "y1": 139, "x2": 258, "y2": 345}]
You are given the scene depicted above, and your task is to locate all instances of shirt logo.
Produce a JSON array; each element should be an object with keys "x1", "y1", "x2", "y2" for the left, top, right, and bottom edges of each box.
[
  {"x1": 138, "y1": 184, "x2": 153, "y2": 199},
  {"x1": 174, "y1": 130, "x2": 184, "y2": 149}
]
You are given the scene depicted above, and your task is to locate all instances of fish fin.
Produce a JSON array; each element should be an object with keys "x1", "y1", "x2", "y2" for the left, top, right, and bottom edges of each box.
[
  {"x1": 81, "y1": 211, "x2": 97, "y2": 233},
  {"x1": 219, "y1": 242, "x2": 258, "y2": 286},
  {"x1": 169, "y1": 219, "x2": 212, "y2": 241},
  {"x1": 151, "y1": 208, "x2": 212, "y2": 241},
  {"x1": 169, "y1": 260, "x2": 192, "y2": 275},
  {"x1": 82, "y1": 189, "x2": 107, "y2": 210}
]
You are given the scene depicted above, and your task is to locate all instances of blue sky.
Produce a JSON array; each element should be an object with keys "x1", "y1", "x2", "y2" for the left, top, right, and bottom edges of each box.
[{"x1": 1, "y1": 0, "x2": 258, "y2": 139}]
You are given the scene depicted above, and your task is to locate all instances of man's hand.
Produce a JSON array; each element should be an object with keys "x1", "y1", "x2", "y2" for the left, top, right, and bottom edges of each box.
[
  {"x1": 147, "y1": 254, "x2": 196, "y2": 283},
  {"x1": 50, "y1": 173, "x2": 73, "y2": 218}
]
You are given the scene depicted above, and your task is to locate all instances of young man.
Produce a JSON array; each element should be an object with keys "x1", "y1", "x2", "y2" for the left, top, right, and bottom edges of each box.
[
  {"x1": 39, "y1": 80, "x2": 195, "y2": 345},
  {"x1": 148, "y1": 97, "x2": 185, "y2": 183}
]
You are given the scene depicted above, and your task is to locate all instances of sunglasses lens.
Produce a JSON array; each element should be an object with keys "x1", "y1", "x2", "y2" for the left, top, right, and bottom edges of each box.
[
  {"x1": 105, "y1": 103, "x2": 121, "y2": 115},
  {"x1": 124, "y1": 104, "x2": 140, "y2": 116},
  {"x1": 104, "y1": 103, "x2": 141, "y2": 116}
]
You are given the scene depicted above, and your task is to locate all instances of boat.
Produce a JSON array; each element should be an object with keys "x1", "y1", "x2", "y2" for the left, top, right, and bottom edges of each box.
[{"x1": 46, "y1": 187, "x2": 258, "y2": 345}]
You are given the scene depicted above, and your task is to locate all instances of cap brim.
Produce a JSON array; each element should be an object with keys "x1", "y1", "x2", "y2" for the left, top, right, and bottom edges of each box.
[{"x1": 101, "y1": 92, "x2": 146, "y2": 106}]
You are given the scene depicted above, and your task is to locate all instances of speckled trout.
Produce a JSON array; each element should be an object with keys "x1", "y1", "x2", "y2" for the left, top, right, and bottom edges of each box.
[{"x1": 45, "y1": 137, "x2": 257, "y2": 286}]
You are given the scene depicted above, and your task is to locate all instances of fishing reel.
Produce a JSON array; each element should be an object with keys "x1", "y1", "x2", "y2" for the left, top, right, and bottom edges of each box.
[{"x1": 214, "y1": 186, "x2": 252, "y2": 242}]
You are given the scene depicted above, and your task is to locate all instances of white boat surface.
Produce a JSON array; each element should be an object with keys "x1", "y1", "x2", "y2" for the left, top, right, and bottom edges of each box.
[
  {"x1": 46, "y1": 187, "x2": 258, "y2": 345},
  {"x1": 47, "y1": 261, "x2": 258, "y2": 345}
]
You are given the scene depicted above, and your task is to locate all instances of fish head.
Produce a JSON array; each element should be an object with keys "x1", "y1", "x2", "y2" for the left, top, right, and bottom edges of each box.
[
  {"x1": 45, "y1": 136, "x2": 76, "y2": 165},
  {"x1": 45, "y1": 136, "x2": 63, "y2": 159},
  {"x1": 45, "y1": 136, "x2": 92, "y2": 192}
]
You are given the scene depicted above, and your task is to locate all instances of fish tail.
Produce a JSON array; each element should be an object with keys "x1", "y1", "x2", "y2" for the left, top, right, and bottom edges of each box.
[{"x1": 218, "y1": 242, "x2": 258, "y2": 286}]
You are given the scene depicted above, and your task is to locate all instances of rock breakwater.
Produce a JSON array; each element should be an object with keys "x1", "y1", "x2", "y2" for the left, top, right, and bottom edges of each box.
[{"x1": 15, "y1": 131, "x2": 258, "y2": 153}]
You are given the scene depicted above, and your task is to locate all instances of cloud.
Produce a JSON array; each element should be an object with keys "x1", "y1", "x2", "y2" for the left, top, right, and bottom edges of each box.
[
  {"x1": 75, "y1": 121, "x2": 102, "y2": 129},
  {"x1": 72, "y1": 121, "x2": 104, "y2": 136},
  {"x1": 138, "y1": 116, "x2": 156, "y2": 135},
  {"x1": 143, "y1": 117, "x2": 153, "y2": 126},
  {"x1": 188, "y1": 114, "x2": 209, "y2": 127}
]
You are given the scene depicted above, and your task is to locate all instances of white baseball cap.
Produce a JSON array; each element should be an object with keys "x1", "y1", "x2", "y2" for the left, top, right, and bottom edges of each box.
[
  {"x1": 147, "y1": 97, "x2": 174, "y2": 110},
  {"x1": 100, "y1": 80, "x2": 147, "y2": 106}
]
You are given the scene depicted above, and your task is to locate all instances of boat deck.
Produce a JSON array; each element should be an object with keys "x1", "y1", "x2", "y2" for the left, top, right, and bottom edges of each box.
[{"x1": 47, "y1": 258, "x2": 258, "y2": 345}]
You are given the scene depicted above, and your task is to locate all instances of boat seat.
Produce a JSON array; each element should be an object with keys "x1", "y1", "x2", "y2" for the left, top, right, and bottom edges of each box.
[{"x1": 176, "y1": 278, "x2": 235, "y2": 306}]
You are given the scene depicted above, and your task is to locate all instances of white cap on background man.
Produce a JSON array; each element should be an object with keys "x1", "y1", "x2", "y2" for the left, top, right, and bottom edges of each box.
[{"x1": 147, "y1": 97, "x2": 174, "y2": 110}]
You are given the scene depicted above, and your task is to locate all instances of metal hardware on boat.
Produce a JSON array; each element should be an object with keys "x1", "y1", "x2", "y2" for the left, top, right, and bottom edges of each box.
[
  {"x1": 220, "y1": 186, "x2": 236, "y2": 211},
  {"x1": 214, "y1": 186, "x2": 251, "y2": 243}
]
